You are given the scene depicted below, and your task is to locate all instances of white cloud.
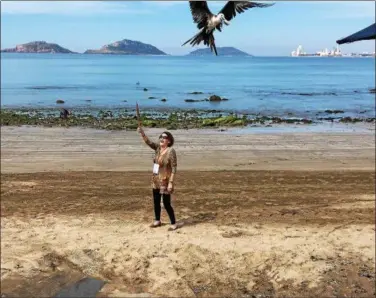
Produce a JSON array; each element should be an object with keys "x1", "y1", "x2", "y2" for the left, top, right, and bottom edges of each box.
[{"x1": 1, "y1": 1, "x2": 152, "y2": 15}]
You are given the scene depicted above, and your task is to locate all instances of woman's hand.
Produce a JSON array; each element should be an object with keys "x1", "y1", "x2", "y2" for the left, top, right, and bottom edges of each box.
[
  {"x1": 137, "y1": 126, "x2": 144, "y2": 135},
  {"x1": 167, "y1": 181, "x2": 174, "y2": 193}
]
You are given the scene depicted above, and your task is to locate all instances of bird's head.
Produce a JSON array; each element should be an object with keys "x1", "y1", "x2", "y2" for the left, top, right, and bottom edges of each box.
[{"x1": 218, "y1": 13, "x2": 230, "y2": 25}]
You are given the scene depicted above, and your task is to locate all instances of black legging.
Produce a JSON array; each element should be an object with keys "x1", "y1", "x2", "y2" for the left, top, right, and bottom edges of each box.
[{"x1": 153, "y1": 189, "x2": 176, "y2": 224}]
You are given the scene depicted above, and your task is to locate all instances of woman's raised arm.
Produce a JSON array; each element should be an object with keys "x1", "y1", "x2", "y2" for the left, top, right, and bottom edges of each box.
[{"x1": 137, "y1": 126, "x2": 158, "y2": 150}]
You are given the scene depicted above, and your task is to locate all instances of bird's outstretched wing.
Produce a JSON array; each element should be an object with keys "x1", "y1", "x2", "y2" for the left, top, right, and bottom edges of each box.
[
  {"x1": 189, "y1": 1, "x2": 214, "y2": 29},
  {"x1": 218, "y1": 1, "x2": 275, "y2": 22}
]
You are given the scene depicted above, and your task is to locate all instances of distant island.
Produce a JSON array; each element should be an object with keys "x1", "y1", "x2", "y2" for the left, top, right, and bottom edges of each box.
[
  {"x1": 1, "y1": 41, "x2": 75, "y2": 54},
  {"x1": 84, "y1": 39, "x2": 167, "y2": 55},
  {"x1": 1, "y1": 41, "x2": 254, "y2": 57},
  {"x1": 187, "y1": 47, "x2": 253, "y2": 56}
]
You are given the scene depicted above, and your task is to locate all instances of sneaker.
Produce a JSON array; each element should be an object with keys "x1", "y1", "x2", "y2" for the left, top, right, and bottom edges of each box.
[
  {"x1": 149, "y1": 221, "x2": 161, "y2": 228},
  {"x1": 168, "y1": 224, "x2": 178, "y2": 231}
]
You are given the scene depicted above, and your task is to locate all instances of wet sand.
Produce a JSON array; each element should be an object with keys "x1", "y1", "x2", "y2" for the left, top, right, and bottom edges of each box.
[
  {"x1": 1, "y1": 125, "x2": 375, "y2": 297},
  {"x1": 1, "y1": 125, "x2": 375, "y2": 173}
]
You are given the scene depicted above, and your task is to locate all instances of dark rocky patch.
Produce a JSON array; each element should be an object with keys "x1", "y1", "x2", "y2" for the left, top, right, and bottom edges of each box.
[
  {"x1": 98, "y1": 110, "x2": 113, "y2": 119},
  {"x1": 282, "y1": 92, "x2": 337, "y2": 96},
  {"x1": 26, "y1": 86, "x2": 78, "y2": 90},
  {"x1": 1, "y1": 108, "x2": 374, "y2": 131},
  {"x1": 207, "y1": 95, "x2": 229, "y2": 102},
  {"x1": 185, "y1": 99, "x2": 205, "y2": 103},
  {"x1": 56, "y1": 100, "x2": 65, "y2": 104},
  {"x1": 209, "y1": 95, "x2": 222, "y2": 102},
  {"x1": 325, "y1": 110, "x2": 344, "y2": 114},
  {"x1": 317, "y1": 117, "x2": 336, "y2": 121},
  {"x1": 269, "y1": 117, "x2": 312, "y2": 124},
  {"x1": 340, "y1": 117, "x2": 375, "y2": 123}
]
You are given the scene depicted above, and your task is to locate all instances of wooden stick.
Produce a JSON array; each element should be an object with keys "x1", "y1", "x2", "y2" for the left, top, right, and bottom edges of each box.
[{"x1": 136, "y1": 102, "x2": 142, "y2": 127}]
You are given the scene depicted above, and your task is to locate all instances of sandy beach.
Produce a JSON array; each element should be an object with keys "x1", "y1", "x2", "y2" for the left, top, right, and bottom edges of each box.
[
  {"x1": 1, "y1": 125, "x2": 375, "y2": 297},
  {"x1": 1, "y1": 125, "x2": 375, "y2": 173}
]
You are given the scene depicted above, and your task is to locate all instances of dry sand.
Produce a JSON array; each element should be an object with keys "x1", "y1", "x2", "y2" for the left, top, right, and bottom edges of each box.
[{"x1": 1, "y1": 125, "x2": 375, "y2": 297}]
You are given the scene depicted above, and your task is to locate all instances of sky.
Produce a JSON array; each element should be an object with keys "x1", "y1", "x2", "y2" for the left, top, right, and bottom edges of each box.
[{"x1": 1, "y1": 1, "x2": 375, "y2": 56}]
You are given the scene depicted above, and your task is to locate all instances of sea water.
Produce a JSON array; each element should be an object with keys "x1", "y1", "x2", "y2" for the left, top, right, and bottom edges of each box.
[{"x1": 1, "y1": 53, "x2": 375, "y2": 120}]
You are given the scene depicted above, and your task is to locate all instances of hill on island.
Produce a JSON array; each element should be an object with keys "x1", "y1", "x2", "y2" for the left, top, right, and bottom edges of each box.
[
  {"x1": 187, "y1": 47, "x2": 252, "y2": 56},
  {"x1": 1, "y1": 41, "x2": 75, "y2": 54},
  {"x1": 84, "y1": 39, "x2": 167, "y2": 55}
]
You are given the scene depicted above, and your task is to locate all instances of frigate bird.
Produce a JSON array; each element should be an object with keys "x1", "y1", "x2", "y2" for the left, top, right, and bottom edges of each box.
[{"x1": 182, "y1": 1, "x2": 275, "y2": 56}]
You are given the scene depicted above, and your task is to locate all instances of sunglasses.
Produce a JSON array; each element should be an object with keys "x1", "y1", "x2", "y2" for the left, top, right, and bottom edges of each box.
[{"x1": 159, "y1": 135, "x2": 169, "y2": 140}]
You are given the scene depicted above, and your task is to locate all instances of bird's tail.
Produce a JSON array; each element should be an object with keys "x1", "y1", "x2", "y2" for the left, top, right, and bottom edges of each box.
[{"x1": 182, "y1": 29, "x2": 218, "y2": 56}]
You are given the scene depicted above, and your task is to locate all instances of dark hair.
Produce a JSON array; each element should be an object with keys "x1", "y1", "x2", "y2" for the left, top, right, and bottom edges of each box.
[{"x1": 161, "y1": 131, "x2": 174, "y2": 147}]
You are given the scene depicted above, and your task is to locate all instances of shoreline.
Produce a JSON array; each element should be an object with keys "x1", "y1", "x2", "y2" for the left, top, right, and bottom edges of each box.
[
  {"x1": 1, "y1": 108, "x2": 375, "y2": 132},
  {"x1": 1, "y1": 125, "x2": 374, "y2": 174}
]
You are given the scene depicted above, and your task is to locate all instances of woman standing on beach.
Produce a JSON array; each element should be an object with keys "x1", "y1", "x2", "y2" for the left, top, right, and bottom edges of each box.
[{"x1": 137, "y1": 126, "x2": 178, "y2": 231}]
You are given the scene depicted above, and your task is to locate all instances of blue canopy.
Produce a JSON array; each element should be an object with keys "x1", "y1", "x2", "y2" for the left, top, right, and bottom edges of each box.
[{"x1": 336, "y1": 23, "x2": 376, "y2": 44}]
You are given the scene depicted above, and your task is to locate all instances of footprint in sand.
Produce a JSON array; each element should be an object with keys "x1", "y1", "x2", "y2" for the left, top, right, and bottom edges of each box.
[{"x1": 220, "y1": 229, "x2": 247, "y2": 238}]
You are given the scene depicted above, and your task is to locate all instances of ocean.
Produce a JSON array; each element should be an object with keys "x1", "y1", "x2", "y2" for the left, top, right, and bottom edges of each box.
[{"x1": 1, "y1": 53, "x2": 375, "y2": 120}]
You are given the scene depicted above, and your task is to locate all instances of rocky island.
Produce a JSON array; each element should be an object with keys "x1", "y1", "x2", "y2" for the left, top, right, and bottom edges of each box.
[
  {"x1": 187, "y1": 47, "x2": 252, "y2": 57},
  {"x1": 84, "y1": 39, "x2": 166, "y2": 55},
  {"x1": 1, "y1": 41, "x2": 75, "y2": 54}
]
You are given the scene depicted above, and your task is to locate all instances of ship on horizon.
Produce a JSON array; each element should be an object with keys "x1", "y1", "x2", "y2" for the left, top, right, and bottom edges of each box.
[{"x1": 290, "y1": 44, "x2": 375, "y2": 57}]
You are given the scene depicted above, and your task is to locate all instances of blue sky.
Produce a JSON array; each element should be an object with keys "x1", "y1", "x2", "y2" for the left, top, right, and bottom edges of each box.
[{"x1": 1, "y1": 1, "x2": 375, "y2": 56}]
